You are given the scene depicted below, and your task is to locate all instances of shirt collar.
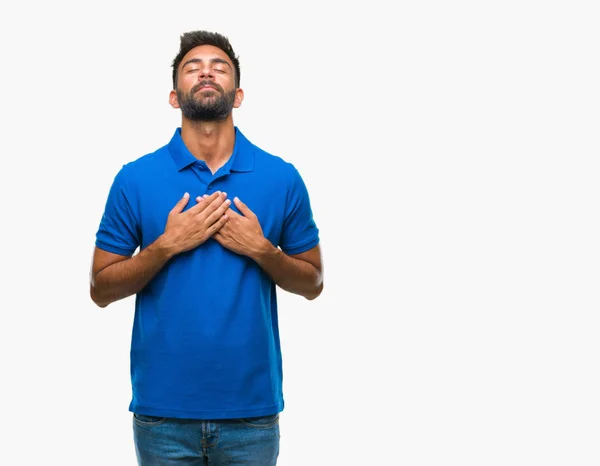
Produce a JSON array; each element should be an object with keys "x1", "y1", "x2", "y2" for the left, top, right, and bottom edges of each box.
[{"x1": 168, "y1": 126, "x2": 255, "y2": 172}]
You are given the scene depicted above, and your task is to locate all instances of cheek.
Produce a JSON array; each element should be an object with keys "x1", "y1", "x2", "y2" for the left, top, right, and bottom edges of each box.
[
  {"x1": 183, "y1": 79, "x2": 193, "y2": 88},
  {"x1": 179, "y1": 72, "x2": 198, "y2": 88}
]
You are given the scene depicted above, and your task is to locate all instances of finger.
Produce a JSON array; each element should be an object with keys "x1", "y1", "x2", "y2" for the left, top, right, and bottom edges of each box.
[
  {"x1": 224, "y1": 206, "x2": 241, "y2": 218},
  {"x1": 208, "y1": 213, "x2": 229, "y2": 236},
  {"x1": 189, "y1": 191, "x2": 221, "y2": 213},
  {"x1": 196, "y1": 191, "x2": 228, "y2": 217},
  {"x1": 169, "y1": 192, "x2": 190, "y2": 215},
  {"x1": 205, "y1": 197, "x2": 231, "y2": 225},
  {"x1": 233, "y1": 197, "x2": 255, "y2": 218}
]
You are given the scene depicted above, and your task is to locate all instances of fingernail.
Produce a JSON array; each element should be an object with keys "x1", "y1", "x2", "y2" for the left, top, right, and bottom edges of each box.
[
  {"x1": 184, "y1": 192, "x2": 189, "y2": 198},
  {"x1": 234, "y1": 196, "x2": 240, "y2": 202}
]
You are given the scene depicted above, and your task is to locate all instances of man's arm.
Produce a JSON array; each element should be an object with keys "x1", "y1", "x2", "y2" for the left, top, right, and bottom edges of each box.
[
  {"x1": 212, "y1": 197, "x2": 323, "y2": 300},
  {"x1": 90, "y1": 242, "x2": 173, "y2": 308},
  {"x1": 90, "y1": 191, "x2": 231, "y2": 308},
  {"x1": 252, "y1": 242, "x2": 323, "y2": 300}
]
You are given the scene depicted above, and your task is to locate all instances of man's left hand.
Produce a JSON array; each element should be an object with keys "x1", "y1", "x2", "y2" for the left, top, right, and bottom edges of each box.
[{"x1": 209, "y1": 196, "x2": 269, "y2": 258}]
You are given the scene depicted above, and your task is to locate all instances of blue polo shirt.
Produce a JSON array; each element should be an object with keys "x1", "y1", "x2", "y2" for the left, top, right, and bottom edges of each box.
[{"x1": 95, "y1": 127, "x2": 319, "y2": 419}]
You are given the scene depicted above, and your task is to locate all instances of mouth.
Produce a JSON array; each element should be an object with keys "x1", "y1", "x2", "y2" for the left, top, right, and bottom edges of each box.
[{"x1": 196, "y1": 85, "x2": 219, "y2": 93}]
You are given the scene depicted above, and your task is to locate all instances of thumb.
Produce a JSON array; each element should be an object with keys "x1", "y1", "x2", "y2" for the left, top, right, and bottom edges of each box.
[
  {"x1": 234, "y1": 197, "x2": 254, "y2": 218},
  {"x1": 170, "y1": 192, "x2": 190, "y2": 214}
]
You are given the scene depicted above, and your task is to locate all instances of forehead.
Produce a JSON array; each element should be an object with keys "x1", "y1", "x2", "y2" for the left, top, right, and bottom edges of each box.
[{"x1": 180, "y1": 45, "x2": 232, "y2": 69}]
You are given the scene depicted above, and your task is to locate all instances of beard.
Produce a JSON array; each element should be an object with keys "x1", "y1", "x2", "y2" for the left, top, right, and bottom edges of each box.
[{"x1": 177, "y1": 81, "x2": 236, "y2": 121}]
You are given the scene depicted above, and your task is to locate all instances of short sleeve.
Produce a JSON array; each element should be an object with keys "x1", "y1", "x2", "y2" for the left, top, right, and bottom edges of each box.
[
  {"x1": 95, "y1": 166, "x2": 140, "y2": 256},
  {"x1": 279, "y1": 165, "x2": 320, "y2": 255}
]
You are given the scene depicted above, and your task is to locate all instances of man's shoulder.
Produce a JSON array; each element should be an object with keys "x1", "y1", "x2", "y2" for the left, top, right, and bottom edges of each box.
[
  {"x1": 116, "y1": 144, "x2": 171, "y2": 179},
  {"x1": 248, "y1": 141, "x2": 299, "y2": 179}
]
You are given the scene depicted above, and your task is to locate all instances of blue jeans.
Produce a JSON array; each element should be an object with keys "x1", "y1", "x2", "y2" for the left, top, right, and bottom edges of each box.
[{"x1": 132, "y1": 412, "x2": 280, "y2": 465}]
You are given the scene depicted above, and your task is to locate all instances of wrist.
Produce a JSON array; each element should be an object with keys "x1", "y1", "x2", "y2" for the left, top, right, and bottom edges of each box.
[
  {"x1": 251, "y1": 238, "x2": 278, "y2": 263},
  {"x1": 153, "y1": 234, "x2": 178, "y2": 260}
]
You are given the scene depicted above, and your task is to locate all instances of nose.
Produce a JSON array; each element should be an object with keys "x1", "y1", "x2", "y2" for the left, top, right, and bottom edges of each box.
[{"x1": 199, "y1": 67, "x2": 215, "y2": 79}]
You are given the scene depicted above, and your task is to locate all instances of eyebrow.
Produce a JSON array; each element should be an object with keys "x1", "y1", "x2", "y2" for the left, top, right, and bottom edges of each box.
[{"x1": 181, "y1": 57, "x2": 232, "y2": 70}]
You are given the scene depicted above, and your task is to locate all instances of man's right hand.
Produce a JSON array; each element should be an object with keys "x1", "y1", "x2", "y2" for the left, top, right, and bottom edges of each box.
[{"x1": 158, "y1": 191, "x2": 231, "y2": 256}]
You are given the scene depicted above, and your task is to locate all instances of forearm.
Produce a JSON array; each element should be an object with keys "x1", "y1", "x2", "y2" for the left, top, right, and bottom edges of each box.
[
  {"x1": 252, "y1": 241, "x2": 323, "y2": 300},
  {"x1": 91, "y1": 237, "x2": 174, "y2": 307}
]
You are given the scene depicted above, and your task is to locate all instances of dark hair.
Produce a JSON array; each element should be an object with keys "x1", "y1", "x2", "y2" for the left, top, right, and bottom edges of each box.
[{"x1": 171, "y1": 30, "x2": 240, "y2": 89}]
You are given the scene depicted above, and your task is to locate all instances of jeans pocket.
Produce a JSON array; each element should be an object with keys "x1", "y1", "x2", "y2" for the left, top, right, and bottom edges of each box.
[
  {"x1": 133, "y1": 413, "x2": 167, "y2": 427},
  {"x1": 240, "y1": 413, "x2": 280, "y2": 429}
]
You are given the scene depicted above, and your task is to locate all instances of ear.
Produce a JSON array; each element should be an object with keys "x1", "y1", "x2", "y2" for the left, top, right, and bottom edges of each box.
[
  {"x1": 169, "y1": 90, "x2": 180, "y2": 109},
  {"x1": 233, "y1": 88, "x2": 244, "y2": 109}
]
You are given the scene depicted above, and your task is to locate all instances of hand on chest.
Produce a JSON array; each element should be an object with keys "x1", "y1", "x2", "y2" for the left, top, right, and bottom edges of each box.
[{"x1": 139, "y1": 171, "x2": 285, "y2": 247}]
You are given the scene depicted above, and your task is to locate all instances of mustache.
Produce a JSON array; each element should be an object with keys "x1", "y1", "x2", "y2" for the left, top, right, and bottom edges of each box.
[{"x1": 191, "y1": 80, "x2": 224, "y2": 94}]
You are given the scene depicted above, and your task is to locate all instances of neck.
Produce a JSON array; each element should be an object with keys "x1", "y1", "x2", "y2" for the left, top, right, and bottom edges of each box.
[{"x1": 180, "y1": 115, "x2": 236, "y2": 172}]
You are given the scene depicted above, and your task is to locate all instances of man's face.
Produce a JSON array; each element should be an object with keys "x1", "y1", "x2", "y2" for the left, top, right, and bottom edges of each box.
[{"x1": 171, "y1": 45, "x2": 241, "y2": 121}]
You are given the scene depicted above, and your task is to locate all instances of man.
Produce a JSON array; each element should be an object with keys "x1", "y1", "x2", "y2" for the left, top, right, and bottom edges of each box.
[{"x1": 90, "y1": 30, "x2": 323, "y2": 465}]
